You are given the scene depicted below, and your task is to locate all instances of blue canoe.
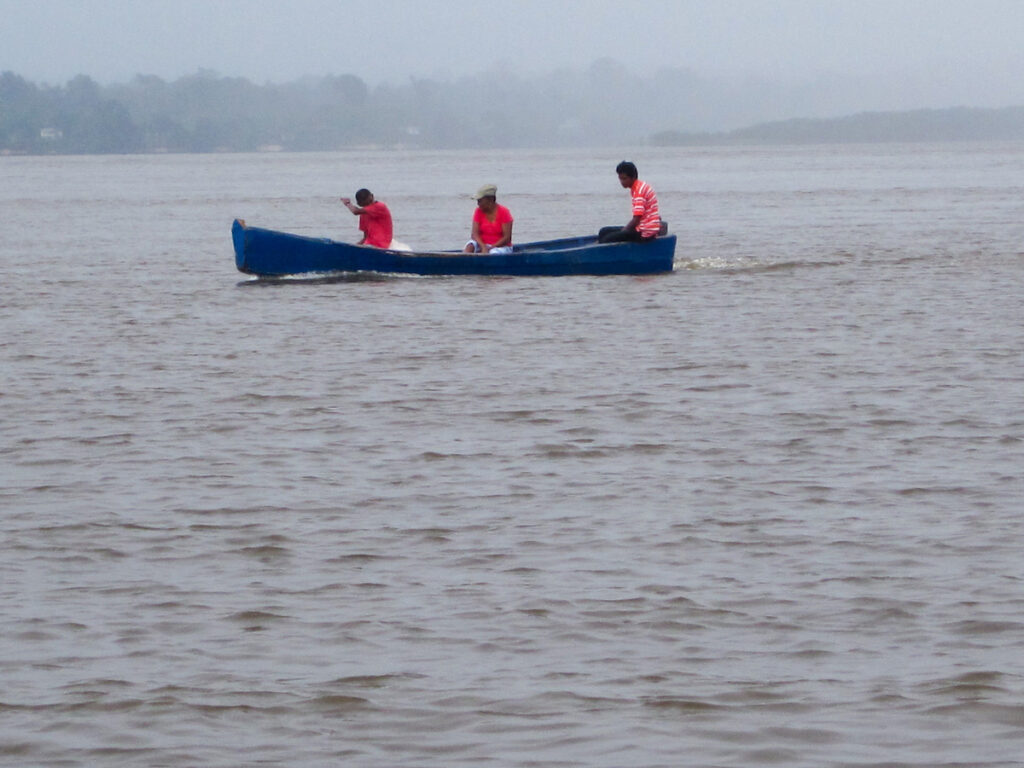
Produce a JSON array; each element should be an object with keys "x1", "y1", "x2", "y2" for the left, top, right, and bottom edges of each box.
[{"x1": 232, "y1": 219, "x2": 676, "y2": 277}]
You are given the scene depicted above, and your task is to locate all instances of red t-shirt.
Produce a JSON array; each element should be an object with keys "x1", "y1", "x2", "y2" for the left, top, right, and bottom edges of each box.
[
  {"x1": 473, "y1": 204, "x2": 513, "y2": 245},
  {"x1": 359, "y1": 201, "x2": 393, "y2": 248}
]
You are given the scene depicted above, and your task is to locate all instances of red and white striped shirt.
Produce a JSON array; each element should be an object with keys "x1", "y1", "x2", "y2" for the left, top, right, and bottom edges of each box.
[{"x1": 630, "y1": 179, "x2": 660, "y2": 238}]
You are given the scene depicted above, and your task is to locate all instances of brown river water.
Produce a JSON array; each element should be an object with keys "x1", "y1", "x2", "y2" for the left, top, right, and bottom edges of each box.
[{"x1": 2, "y1": 144, "x2": 1024, "y2": 766}]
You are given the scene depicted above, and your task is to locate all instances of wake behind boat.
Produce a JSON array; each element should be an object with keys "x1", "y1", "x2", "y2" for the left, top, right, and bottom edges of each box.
[{"x1": 232, "y1": 219, "x2": 676, "y2": 278}]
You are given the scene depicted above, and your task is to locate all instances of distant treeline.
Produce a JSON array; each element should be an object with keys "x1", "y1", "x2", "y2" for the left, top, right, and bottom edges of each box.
[
  {"x1": 2, "y1": 63, "x2": 689, "y2": 154},
  {"x1": 4, "y1": 66, "x2": 1024, "y2": 155},
  {"x1": 653, "y1": 106, "x2": 1024, "y2": 146}
]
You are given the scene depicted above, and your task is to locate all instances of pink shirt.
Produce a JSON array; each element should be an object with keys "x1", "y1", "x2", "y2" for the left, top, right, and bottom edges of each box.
[
  {"x1": 359, "y1": 201, "x2": 393, "y2": 248},
  {"x1": 473, "y1": 204, "x2": 513, "y2": 245},
  {"x1": 630, "y1": 180, "x2": 660, "y2": 238}
]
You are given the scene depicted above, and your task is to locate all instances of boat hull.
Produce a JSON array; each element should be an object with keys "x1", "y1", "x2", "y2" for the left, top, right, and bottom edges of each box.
[{"x1": 232, "y1": 220, "x2": 675, "y2": 277}]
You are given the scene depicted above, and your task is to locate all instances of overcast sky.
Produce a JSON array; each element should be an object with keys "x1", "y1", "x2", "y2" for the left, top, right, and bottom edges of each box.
[{"x1": 3, "y1": 0, "x2": 1024, "y2": 108}]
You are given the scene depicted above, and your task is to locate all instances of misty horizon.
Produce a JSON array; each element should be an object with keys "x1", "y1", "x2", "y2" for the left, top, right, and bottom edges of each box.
[
  {"x1": 7, "y1": 57, "x2": 1024, "y2": 135},
  {"x1": 5, "y1": 55, "x2": 1024, "y2": 127},
  {"x1": 3, "y1": 0, "x2": 1024, "y2": 120},
  {"x1": 5, "y1": 62, "x2": 1024, "y2": 157}
]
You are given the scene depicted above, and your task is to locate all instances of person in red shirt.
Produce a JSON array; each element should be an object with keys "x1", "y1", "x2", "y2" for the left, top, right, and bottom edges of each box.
[
  {"x1": 598, "y1": 161, "x2": 661, "y2": 243},
  {"x1": 464, "y1": 184, "x2": 513, "y2": 254},
  {"x1": 341, "y1": 188, "x2": 394, "y2": 248}
]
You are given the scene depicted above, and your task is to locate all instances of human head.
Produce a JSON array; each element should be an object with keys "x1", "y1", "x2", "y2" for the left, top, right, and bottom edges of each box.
[
  {"x1": 615, "y1": 161, "x2": 637, "y2": 188},
  {"x1": 475, "y1": 184, "x2": 497, "y2": 211},
  {"x1": 355, "y1": 188, "x2": 373, "y2": 206}
]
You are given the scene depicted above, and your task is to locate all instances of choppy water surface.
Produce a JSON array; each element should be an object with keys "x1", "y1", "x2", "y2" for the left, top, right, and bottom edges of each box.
[{"x1": 2, "y1": 145, "x2": 1024, "y2": 766}]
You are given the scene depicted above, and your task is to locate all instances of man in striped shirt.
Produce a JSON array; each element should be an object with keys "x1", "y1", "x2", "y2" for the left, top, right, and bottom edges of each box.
[{"x1": 598, "y1": 161, "x2": 661, "y2": 243}]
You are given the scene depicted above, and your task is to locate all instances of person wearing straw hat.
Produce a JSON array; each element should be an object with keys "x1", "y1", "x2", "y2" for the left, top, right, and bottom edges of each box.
[{"x1": 464, "y1": 184, "x2": 513, "y2": 254}]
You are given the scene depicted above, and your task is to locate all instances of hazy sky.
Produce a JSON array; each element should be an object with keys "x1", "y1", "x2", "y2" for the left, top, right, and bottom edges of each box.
[{"x1": 3, "y1": 0, "x2": 1024, "y2": 107}]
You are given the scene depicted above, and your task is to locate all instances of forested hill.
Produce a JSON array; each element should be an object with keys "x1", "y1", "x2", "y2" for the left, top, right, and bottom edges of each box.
[
  {"x1": 4, "y1": 67, "x2": 1024, "y2": 155},
  {"x1": 653, "y1": 106, "x2": 1024, "y2": 146},
  {"x1": 5, "y1": 66, "x2": 678, "y2": 154}
]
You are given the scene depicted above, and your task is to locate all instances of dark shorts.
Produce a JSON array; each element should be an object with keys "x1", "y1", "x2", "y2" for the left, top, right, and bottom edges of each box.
[{"x1": 598, "y1": 227, "x2": 654, "y2": 244}]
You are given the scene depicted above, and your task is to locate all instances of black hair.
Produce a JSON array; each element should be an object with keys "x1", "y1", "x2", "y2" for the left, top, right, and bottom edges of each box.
[
  {"x1": 615, "y1": 161, "x2": 638, "y2": 179},
  {"x1": 355, "y1": 188, "x2": 372, "y2": 205}
]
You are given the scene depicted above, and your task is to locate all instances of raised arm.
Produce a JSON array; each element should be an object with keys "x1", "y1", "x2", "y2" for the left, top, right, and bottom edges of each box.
[{"x1": 341, "y1": 197, "x2": 364, "y2": 215}]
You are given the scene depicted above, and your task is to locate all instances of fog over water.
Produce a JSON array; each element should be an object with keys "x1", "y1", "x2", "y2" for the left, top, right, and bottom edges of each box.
[{"x1": 3, "y1": 0, "x2": 1024, "y2": 127}]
